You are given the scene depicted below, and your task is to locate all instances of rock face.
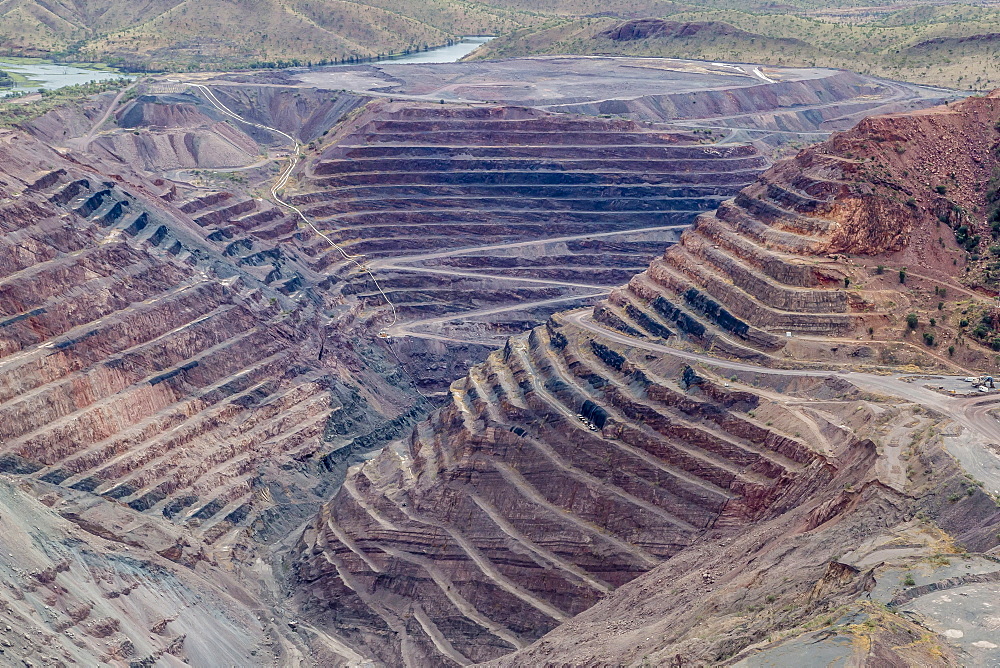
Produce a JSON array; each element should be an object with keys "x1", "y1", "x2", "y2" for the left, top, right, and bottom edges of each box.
[
  {"x1": 600, "y1": 92, "x2": 1000, "y2": 368},
  {"x1": 291, "y1": 330, "x2": 843, "y2": 665},
  {"x1": 290, "y1": 93, "x2": 1000, "y2": 666},
  {"x1": 287, "y1": 101, "x2": 767, "y2": 387},
  {"x1": 290, "y1": 307, "x2": 931, "y2": 665},
  {"x1": 0, "y1": 123, "x2": 416, "y2": 561},
  {"x1": 0, "y1": 477, "x2": 272, "y2": 666},
  {"x1": 0, "y1": 63, "x2": 985, "y2": 666}
]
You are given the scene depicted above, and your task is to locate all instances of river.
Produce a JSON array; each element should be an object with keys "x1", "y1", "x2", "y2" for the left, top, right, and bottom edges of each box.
[
  {"x1": 372, "y1": 36, "x2": 493, "y2": 65},
  {"x1": 0, "y1": 35, "x2": 491, "y2": 95}
]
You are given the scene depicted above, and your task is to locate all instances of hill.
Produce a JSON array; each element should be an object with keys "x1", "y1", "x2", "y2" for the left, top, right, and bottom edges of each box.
[
  {"x1": 0, "y1": 0, "x2": 544, "y2": 70},
  {"x1": 4, "y1": 0, "x2": 1000, "y2": 85},
  {"x1": 475, "y1": 6, "x2": 1000, "y2": 91}
]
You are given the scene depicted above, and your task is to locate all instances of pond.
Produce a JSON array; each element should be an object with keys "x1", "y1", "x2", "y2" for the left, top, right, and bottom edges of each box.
[
  {"x1": 0, "y1": 59, "x2": 127, "y2": 93},
  {"x1": 375, "y1": 36, "x2": 494, "y2": 65}
]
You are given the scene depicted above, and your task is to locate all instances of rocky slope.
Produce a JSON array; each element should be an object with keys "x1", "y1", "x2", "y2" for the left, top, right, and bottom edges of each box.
[
  {"x1": 296, "y1": 57, "x2": 953, "y2": 151},
  {"x1": 289, "y1": 93, "x2": 1000, "y2": 666},
  {"x1": 289, "y1": 100, "x2": 768, "y2": 390},
  {"x1": 0, "y1": 106, "x2": 422, "y2": 664},
  {"x1": 0, "y1": 61, "x2": 778, "y2": 665},
  {"x1": 0, "y1": 62, "x2": 986, "y2": 666},
  {"x1": 600, "y1": 91, "x2": 1000, "y2": 371}
]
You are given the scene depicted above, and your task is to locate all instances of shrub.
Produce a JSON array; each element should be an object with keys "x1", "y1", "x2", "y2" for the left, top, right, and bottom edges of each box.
[
  {"x1": 923, "y1": 332, "x2": 935, "y2": 346},
  {"x1": 935, "y1": 185, "x2": 948, "y2": 195},
  {"x1": 949, "y1": 345, "x2": 955, "y2": 356},
  {"x1": 903, "y1": 574, "x2": 915, "y2": 586},
  {"x1": 899, "y1": 268, "x2": 907, "y2": 284},
  {"x1": 906, "y1": 313, "x2": 918, "y2": 329}
]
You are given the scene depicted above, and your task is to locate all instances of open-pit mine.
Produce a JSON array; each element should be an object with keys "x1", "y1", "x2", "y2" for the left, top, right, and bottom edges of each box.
[{"x1": 1, "y1": 56, "x2": 999, "y2": 667}]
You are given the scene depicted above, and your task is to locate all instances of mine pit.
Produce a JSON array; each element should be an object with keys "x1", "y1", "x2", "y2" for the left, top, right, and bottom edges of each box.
[{"x1": 1, "y1": 54, "x2": 998, "y2": 666}]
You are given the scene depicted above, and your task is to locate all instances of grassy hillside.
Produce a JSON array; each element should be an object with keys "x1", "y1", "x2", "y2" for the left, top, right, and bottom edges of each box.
[
  {"x1": 3, "y1": 0, "x2": 1000, "y2": 85},
  {"x1": 0, "y1": 0, "x2": 547, "y2": 71},
  {"x1": 475, "y1": 4, "x2": 1000, "y2": 90}
]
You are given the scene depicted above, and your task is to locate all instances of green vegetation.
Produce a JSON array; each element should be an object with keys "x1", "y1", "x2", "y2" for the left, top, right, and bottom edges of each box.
[
  {"x1": 953, "y1": 223, "x2": 981, "y2": 253},
  {"x1": 988, "y1": 169, "x2": 1000, "y2": 239},
  {"x1": 0, "y1": 0, "x2": 999, "y2": 85},
  {"x1": 0, "y1": 78, "x2": 130, "y2": 127},
  {"x1": 906, "y1": 313, "x2": 918, "y2": 329},
  {"x1": 967, "y1": 306, "x2": 1000, "y2": 350},
  {"x1": 0, "y1": 68, "x2": 12, "y2": 90},
  {"x1": 0, "y1": 0, "x2": 548, "y2": 72}
]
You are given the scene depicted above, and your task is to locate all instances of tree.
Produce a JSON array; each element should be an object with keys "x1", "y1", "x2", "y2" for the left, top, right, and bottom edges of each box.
[
  {"x1": 906, "y1": 313, "x2": 918, "y2": 329},
  {"x1": 899, "y1": 268, "x2": 907, "y2": 284}
]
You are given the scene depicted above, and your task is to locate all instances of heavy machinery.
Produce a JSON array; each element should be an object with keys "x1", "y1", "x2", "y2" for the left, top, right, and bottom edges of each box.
[{"x1": 965, "y1": 376, "x2": 995, "y2": 390}]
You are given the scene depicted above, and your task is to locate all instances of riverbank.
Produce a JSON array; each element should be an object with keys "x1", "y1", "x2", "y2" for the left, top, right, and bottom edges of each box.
[{"x1": 375, "y1": 36, "x2": 493, "y2": 64}]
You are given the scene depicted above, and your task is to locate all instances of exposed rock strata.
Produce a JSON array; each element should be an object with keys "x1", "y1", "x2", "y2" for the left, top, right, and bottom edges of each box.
[
  {"x1": 291, "y1": 93, "x2": 1000, "y2": 666},
  {"x1": 0, "y1": 71, "x2": 989, "y2": 666},
  {"x1": 600, "y1": 92, "x2": 1000, "y2": 369},
  {"x1": 0, "y1": 123, "x2": 415, "y2": 570}
]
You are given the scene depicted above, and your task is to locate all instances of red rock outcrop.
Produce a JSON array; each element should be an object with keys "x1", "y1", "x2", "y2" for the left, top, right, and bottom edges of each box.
[{"x1": 598, "y1": 92, "x2": 1000, "y2": 367}]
